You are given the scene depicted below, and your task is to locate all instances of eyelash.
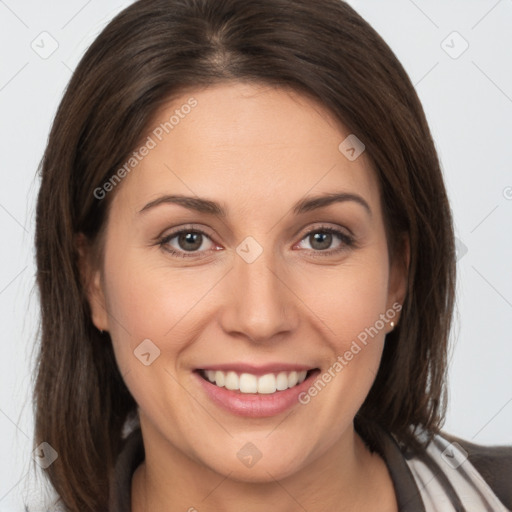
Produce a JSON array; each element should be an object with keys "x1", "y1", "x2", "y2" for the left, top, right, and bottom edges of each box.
[{"x1": 157, "y1": 225, "x2": 355, "y2": 259}]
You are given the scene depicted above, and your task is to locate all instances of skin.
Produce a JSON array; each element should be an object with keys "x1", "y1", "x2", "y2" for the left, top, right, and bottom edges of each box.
[{"x1": 83, "y1": 82, "x2": 408, "y2": 511}]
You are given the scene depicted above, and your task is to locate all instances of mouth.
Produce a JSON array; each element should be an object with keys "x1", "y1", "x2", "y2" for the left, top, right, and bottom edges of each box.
[
  {"x1": 197, "y1": 368, "x2": 317, "y2": 394},
  {"x1": 194, "y1": 366, "x2": 320, "y2": 418}
]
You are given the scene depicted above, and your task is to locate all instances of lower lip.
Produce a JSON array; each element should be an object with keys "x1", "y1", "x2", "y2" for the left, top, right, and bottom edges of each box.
[{"x1": 194, "y1": 370, "x2": 319, "y2": 418}]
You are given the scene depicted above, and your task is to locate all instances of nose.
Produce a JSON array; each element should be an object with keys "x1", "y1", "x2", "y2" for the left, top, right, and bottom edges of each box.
[{"x1": 218, "y1": 241, "x2": 299, "y2": 344}]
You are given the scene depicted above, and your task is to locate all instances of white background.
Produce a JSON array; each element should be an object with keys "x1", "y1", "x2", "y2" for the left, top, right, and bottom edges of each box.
[{"x1": 0, "y1": 0, "x2": 511, "y2": 509}]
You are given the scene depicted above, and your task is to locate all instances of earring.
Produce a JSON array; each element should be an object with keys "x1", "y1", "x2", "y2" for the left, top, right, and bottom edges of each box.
[{"x1": 390, "y1": 321, "x2": 395, "y2": 330}]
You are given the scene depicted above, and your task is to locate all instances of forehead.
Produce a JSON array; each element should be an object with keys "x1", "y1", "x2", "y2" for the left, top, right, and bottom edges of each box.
[{"x1": 113, "y1": 82, "x2": 380, "y2": 217}]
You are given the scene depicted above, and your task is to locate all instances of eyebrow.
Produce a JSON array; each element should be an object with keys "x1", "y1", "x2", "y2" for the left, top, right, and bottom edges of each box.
[{"x1": 139, "y1": 192, "x2": 372, "y2": 217}]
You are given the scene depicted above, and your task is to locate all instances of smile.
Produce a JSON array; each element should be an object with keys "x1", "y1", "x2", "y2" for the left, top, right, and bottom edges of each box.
[
  {"x1": 195, "y1": 366, "x2": 320, "y2": 417},
  {"x1": 200, "y1": 369, "x2": 310, "y2": 394}
]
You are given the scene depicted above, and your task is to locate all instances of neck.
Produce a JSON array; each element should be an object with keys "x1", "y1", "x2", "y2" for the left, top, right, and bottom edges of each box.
[{"x1": 131, "y1": 422, "x2": 397, "y2": 512}]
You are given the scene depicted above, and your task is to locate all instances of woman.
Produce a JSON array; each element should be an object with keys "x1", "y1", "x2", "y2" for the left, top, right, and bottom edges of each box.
[{"x1": 33, "y1": 0, "x2": 512, "y2": 510}]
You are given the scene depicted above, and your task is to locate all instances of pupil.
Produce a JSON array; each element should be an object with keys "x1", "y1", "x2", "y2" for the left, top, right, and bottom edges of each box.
[
  {"x1": 311, "y1": 232, "x2": 332, "y2": 250},
  {"x1": 179, "y1": 232, "x2": 202, "y2": 251}
]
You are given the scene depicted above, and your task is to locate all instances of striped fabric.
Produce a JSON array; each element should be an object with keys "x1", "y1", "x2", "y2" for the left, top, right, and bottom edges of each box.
[{"x1": 404, "y1": 432, "x2": 510, "y2": 511}]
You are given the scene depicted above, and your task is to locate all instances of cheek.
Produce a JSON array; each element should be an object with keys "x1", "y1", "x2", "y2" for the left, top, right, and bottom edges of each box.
[
  {"x1": 296, "y1": 248, "x2": 391, "y2": 403},
  {"x1": 100, "y1": 253, "x2": 218, "y2": 428},
  {"x1": 103, "y1": 255, "x2": 219, "y2": 351},
  {"x1": 100, "y1": 239, "x2": 235, "y2": 409},
  {"x1": 305, "y1": 250, "x2": 390, "y2": 345}
]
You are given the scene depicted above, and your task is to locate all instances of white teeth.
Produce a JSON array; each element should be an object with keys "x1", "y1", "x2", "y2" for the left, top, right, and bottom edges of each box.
[
  {"x1": 203, "y1": 369, "x2": 309, "y2": 394},
  {"x1": 276, "y1": 372, "x2": 289, "y2": 391},
  {"x1": 257, "y1": 373, "x2": 276, "y2": 394},
  {"x1": 239, "y1": 373, "x2": 258, "y2": 393},
  {"x1": 224, "y1": 371, "x2": 238, "y2": 390},
  {"x1": 214, "y1": 370, "x2": 225, "y2": 387}
]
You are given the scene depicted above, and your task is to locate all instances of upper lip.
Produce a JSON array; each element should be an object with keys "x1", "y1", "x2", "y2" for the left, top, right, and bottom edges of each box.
[{"x1": 197, "y1": 363, "x2": 317, "y2": 376}]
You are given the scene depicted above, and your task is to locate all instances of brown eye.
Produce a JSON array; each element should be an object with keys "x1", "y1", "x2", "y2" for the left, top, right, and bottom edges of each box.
[
  {"x1": 309, "y1": 232, "x2": 333, "y2": 251},
  {"x1": 177, "y1": 232, "x2": 204, "y2": 251},
  {"x1": 296, "y1": 226, "x2": 355, "y2": 256},
  {"x1": 159, "y1": 229, "x2": 216, "y2": 258}
]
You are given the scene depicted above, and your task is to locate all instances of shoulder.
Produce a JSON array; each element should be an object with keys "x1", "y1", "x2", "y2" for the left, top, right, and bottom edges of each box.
[
  {"x1": 372, "y1": 425, "x2": 512, "y2": 511},
  {"x1": 441, "y1": 431, "x2": 512, "y2": 509}
]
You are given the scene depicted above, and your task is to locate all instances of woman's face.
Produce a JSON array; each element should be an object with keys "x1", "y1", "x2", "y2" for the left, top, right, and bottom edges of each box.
[{"x1": 86, "y1": 82, "x2": 407, "y2": 481}]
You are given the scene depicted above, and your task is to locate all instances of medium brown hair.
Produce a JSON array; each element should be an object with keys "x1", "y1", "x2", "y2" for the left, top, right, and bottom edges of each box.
[{"x1": 34, "y1": 0, "x2": 456, "y2": 510}]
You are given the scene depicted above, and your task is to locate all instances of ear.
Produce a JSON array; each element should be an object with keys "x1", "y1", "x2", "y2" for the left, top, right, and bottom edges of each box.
[
  {"x1": 386, "y1": 232, "x2": 410, "y2": 324},
  {"x1": 75, "y1": 233, "x2": 110, "y2": 332}
]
